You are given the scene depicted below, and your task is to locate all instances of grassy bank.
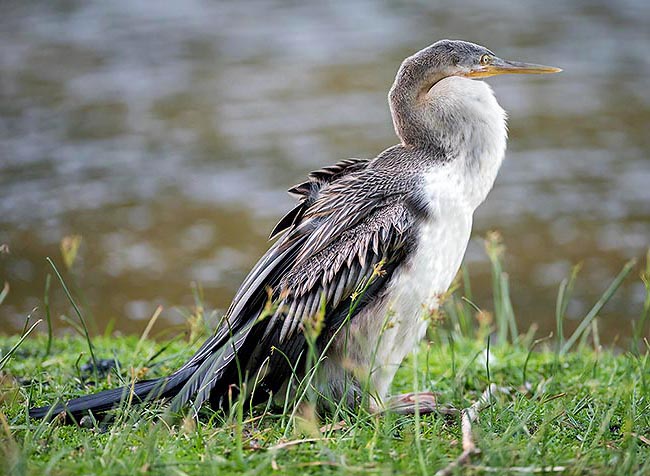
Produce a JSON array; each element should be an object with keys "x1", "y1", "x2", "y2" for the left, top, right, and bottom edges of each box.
[
  {"x1": 1, "y1": 333, "x2": 650, "y2": 475},
  {"x1": 1, "y1": 236, "x2": 649, "y2": 475}
]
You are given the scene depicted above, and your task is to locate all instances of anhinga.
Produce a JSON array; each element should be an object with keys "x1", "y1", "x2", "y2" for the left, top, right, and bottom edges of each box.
[{"x1": 30, "y1": 39, "x2": 560, "y2": 421}]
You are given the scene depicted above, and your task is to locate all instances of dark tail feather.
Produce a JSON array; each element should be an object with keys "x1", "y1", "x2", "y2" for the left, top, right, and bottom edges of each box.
[{"x1": 29, "y1": 367, "x2": 195, "y2": 421}]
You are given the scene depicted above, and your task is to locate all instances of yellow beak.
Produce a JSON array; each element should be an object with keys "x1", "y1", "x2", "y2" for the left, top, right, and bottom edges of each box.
[{"x1": 464, "y1": 58, "x2": 562, "y2": 78}]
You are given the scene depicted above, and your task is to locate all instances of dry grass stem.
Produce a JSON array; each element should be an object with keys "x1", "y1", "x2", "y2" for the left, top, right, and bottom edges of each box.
[{"x1": 435, "y1": 383, "x2": 508, "y2": 476}]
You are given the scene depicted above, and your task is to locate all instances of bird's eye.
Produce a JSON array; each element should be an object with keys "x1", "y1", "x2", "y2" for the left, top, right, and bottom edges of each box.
[{"x1": 480, "y1": 54, "x2": 492, "y2": 65}]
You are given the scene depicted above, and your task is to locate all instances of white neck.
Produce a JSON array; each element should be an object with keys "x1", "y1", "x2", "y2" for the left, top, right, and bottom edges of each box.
[{"x1": 424, "y1": 76, "x2": 508, "y2": 209}]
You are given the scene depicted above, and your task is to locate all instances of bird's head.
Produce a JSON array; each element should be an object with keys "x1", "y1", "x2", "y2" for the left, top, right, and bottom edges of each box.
[
  {"x1": 399, "y1": 39, "x2": 561, "y2": 83},
  {"x1": 389, "y1": 39, "x2": 560, "y2": 146}
]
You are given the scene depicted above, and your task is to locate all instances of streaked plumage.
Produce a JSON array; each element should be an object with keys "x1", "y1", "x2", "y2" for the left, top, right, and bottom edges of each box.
[{"x1": 29, "y1": 39, "x2": 560, "y2": 421}]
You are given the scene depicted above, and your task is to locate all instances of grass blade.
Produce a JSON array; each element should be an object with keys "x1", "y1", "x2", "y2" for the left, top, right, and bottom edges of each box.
[
  {"x1": 135, "y1": 305, "x2": 164, "y2": 357},
  {"x1": 46, "y1": 257, "x2": 98, "y2": 372},
  {"x1": 501, "y1": 272, "x2": 518, "y2": 345},
  {"x1": 555, "y1": 278, "x2": 568, "y2": 351},
  {"x1": 0, "y1": 319, "x2": 42, "y2": 370},
  {"x1": 555, "y1": 264, "x2": 581, "y2": 354},
  {"x1": 485, "y1": 232, "x2": 509, "y2": 345},
  {"x1": 561, "y1": 259, "x2": 636, "y2": 354},
  {"x1": 0, "y1": 282, "x2": 9, "y2": 306},
  {"x1": 632, "y1": 249, "x2": 650, "y2": 355},
  {"x1": 44, "y1": 273, "x2": 53, "y2": 356}
]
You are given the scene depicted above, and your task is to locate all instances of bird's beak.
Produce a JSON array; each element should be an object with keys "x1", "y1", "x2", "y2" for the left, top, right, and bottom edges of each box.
[{"x1": 465, "y1": 57, "x2": 562, "y2": 78}]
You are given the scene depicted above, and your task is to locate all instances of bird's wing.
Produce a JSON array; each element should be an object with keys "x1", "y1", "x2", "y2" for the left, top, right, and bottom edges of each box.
[
  {"x1": 173, "y1": 157, "x2": 426, "y2": 410},
  {"x1": 178, "y1": 158, "x2": 370, "y2": 369},
  {"x1": 269, "y1": 157, "x2": 369, "y2": 239}
]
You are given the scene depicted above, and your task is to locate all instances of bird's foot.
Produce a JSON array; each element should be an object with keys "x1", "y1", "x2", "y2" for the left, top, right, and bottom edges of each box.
[{"x1": 383, "y1": 391, "x2": 456, "y2": 415}]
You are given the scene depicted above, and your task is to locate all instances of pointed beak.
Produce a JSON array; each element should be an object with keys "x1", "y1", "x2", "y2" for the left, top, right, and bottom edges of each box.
[{"x1": 465, "y1": 58, "x2": 562, "y2": 78}]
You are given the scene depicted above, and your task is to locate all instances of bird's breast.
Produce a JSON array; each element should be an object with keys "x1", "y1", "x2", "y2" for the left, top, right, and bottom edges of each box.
[
  {"x1": 354, "y1": 193, "x2": 473, "y2": 398},
  {"x1": 386, "y1": 199, "x2": 473, "y2": 331}
]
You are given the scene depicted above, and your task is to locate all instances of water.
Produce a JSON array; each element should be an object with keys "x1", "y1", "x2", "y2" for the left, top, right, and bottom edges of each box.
[{"x1": 1, "y1": 0, "x2": 649, "y2": 342}]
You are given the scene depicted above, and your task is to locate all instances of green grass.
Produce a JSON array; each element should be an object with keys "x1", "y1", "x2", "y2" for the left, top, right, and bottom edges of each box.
[
  {"x1": 1, "y1": 237, "x2": 649, "y2": 475},
  {"x1": 2, "y1": 334, "x2": 650, "y2": 475}
]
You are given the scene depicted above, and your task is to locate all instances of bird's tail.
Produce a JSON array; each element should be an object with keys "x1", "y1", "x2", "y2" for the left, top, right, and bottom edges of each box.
[{"x1": 28, "y1": 367, "x2": 195, "y2": 421}]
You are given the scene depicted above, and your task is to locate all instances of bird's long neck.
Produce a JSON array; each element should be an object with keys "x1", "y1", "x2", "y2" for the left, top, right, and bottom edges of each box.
[
  {"x1": 388, "y1": 63, "x2": 444, "y2": 147},
  {"x1": 389, "y1": 71, "x2": 508, "y2": 208}
]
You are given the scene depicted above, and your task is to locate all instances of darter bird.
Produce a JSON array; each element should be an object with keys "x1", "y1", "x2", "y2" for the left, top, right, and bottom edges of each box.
[{"x1": 29, "y1": 39, "x2": 560, "y2": 421}]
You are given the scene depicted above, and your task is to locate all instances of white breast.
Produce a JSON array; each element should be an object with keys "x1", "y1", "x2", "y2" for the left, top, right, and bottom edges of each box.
[{"x1": 364, "y1": 161, "x2": 474, "y2": 397}]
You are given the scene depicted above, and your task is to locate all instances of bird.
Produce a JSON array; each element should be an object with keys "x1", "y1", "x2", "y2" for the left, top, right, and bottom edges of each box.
[{"x1": 29, "y1": 39, "x2": 560, "y2": 422}]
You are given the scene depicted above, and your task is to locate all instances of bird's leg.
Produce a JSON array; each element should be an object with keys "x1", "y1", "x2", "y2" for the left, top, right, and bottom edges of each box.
[{"x1": 381, "y1": 391, "x2": 456, "y2": 415}]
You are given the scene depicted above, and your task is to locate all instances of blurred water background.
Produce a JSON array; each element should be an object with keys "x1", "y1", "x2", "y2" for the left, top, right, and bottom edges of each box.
[{"x1": 1, "y1": 0, "x2": 649, "y2": 342}]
